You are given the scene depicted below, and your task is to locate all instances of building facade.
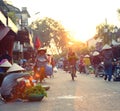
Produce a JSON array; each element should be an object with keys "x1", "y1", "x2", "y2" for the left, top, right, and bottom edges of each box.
[{"x1": 0, "y1": 0, "x2": 34, "y2": 62}]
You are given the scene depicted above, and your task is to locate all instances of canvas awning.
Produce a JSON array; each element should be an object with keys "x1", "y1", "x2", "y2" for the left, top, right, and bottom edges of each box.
[
  {"x1": 0, "y1": 24, "x2": 16, "y2": 57},
  {"x1": 0, "y1": 25, "x2": 10, "y2": 41}
]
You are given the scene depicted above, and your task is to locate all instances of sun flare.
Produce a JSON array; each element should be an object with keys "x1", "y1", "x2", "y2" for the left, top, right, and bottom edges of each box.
[{"x1": 10, "y1": 0, "x2": 120, "y2": 43}]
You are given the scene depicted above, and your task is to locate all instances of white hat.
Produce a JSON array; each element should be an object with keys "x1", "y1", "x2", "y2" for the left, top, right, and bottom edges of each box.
[
  {"x1": 38, "y1": 48, "x2": 47, "y2": 53},
  {"x1": 112, "y1": 39, "x2": 120, "y2": 46},
  {"x1": 84, "y1": 55, "x2": 90, "y2": 57},
  {"x1": 7, "y1": 63, "x2": 25, "y2": 73},
  {"x1": 0, "y1": 60, "x2": 12, "y2": 67},
  {"x1": 102, "y1": 44, "x2": 112, "y2": 50},
  {"x1": 93, "y1": 51, "x2": 99, "y2": 56}
]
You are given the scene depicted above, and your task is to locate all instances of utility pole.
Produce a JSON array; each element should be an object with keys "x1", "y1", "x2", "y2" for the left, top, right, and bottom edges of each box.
[{"x1": 105, "y1": 18, "x2": 107, "y2": 25}]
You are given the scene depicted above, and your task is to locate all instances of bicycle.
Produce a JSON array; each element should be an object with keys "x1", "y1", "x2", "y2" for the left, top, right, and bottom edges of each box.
[{"x1": 69, "y1": 64, "x2": 76, "y2": 81}]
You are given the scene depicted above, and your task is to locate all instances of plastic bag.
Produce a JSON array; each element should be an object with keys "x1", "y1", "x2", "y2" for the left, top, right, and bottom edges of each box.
[
  {"x1": 53, "y1": 66, "x2": 58, "y2": 73},
  {"x1": 45, "y1": 64, "x2": 53, "y2": 76}
]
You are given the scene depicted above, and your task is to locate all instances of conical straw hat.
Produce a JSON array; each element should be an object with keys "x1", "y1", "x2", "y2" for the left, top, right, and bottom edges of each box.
[
  {"x1": 0, "y1": 60, "x2": 12, "y2": 67},
  {"x1": 84, "y1": 55, "x2": 90, "y2": 57},
  {"x1": 112, "y1": 39, "x2": 120, "y2": 46},
  {"x1": 102, "y1": 44, "x2": 112, "y2": 50},
  {"x1": 38, "y1": 48, "x2": 47, "y2": 53},
  {"x1": 7, "y1": 63, "x2": 25, "y2": 73},
  {"x1": 93, "y1": 51, "x2": 99, "y2": 56}
]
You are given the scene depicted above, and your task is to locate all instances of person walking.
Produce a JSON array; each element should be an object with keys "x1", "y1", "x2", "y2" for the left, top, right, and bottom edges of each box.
[
  {"x1": 78, "y1": 55, "x2": 85, "y2": 73},
  {"x1": 34, "y1": 48, "x2": 48, "y2": 82},
  {"x1": 101, "y1": 44, "x2": 113, "y2": 81},
  {"x1": 83, "y1": 55, "x2": 91, "y2": 74},
  {"x1": 92, "y1": 51, "x2": 101, "y2": 77}
]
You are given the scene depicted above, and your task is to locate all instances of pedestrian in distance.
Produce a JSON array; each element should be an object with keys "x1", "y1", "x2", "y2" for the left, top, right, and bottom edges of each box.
[
  {"x1": 34, "y1": 48, "x2": 48, "y2": 82},
  {"x1": 92, "y1": 51, "x2": 101, "y2": 77},
  {"x1": 83, "y1": 54, "x2": 91, "y2": 74},
  {"x1": 78, "y1": 55, "x2": 85, "y2": 73},
  {"x1": 67, "y1": 48, "x2": 78, "y2": 78},
  {"x1": 101, "y1": 44, "x2": 114, "y2": 81}
]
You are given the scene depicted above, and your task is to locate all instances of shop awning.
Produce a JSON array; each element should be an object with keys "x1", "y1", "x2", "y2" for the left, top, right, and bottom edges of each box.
[
  {"x1": 0, "y1": 26, "x2": 10, "y2": 40},
  {"x1": 0, "y1": 24, "x2": 16, "y2": 57}
]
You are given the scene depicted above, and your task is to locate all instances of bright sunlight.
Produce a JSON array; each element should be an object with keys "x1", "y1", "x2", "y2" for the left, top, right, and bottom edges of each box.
[{"x1": 10, "y1": 0, "x2": 120, "y2": 42}]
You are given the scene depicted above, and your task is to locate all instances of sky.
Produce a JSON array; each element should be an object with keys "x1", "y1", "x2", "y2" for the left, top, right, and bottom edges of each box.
[{"x1": 8, "y1": 0, "x2": 120, "y2": 42}]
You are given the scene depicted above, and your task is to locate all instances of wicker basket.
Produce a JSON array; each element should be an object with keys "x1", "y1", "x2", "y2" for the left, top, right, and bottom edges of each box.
[{"x1": 27, "y1": 94, "x2": 44, "y2": 101}]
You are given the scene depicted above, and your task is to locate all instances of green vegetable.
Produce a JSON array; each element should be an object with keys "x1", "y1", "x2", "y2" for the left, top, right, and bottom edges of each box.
[{"x1": 24, "y1": 84, "x2": 47, "y2": 97}]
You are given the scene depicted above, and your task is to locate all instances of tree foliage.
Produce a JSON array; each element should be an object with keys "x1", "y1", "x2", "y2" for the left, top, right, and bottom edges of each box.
[
  {"x1": 117, "y1": 9, "x2": 120, "y2": 21},
  {"x1": 95, "y1": 23, "x2": 114, "y2": 44},
  {"x1": 7, "y1": 11, "x2": 17, "y2": 24},
  {"x1": 30, "y1": 17, "x2": 70, "y2": 52}
]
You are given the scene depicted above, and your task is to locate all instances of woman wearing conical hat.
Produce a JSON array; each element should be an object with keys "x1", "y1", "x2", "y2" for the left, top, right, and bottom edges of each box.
[
  {"x1": 0, "y1": 59, "x2": 12, "y2": 72},
  {"x1": 83, "y1": 54, "x2": 91, "y2": 74},
  {"x1": 92, "y1": 51, "x2": 101, "y2": 77},
  {"x1": 0, "y1": 59, "x2": 12, "y2": 86},
  {"x1": 101, "y1": 44, "x2": 113, "y2": 81},
  {"x1": 34, "y1": 48, "x2": 48, "y2": 83},
  {"x1": 6, "y1": 63, "x2": 25, "y2": 73}
]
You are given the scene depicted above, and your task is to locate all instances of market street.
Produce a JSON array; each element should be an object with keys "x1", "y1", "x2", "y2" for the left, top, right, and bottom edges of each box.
[{"x1": 0, "y1": 69, "x2": 120, "y2": 111}]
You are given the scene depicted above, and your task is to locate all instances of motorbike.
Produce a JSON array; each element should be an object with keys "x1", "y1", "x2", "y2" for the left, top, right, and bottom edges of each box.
[
  {"x1": 78, "y1": 63, "x2": 85, "y2": 73},
  {"x1": 95, "y1": 62, "x2": 105, "y2": 77},
  {"x1": 113, "y1": 59, "x2": 120, "y2": 81}
]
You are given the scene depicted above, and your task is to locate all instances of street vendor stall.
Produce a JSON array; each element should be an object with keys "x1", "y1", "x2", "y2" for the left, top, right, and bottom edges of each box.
[
  {"x1": 0, "y1": 23, "x2": 16, "y2": 63},
  {"x1": 111, "y1": 40, "x2": 120, "y2": 59}
]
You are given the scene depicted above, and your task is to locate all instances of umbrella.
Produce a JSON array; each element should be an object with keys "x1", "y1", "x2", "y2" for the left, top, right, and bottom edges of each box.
[{"x1": 0, "y1": 73, "x2": 30, "y2": 96}]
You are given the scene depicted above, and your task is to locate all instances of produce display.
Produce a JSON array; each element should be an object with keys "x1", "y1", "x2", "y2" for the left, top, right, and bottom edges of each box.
[{"x1": 24, "y1": 84, "x2": 47, "y2": 97}]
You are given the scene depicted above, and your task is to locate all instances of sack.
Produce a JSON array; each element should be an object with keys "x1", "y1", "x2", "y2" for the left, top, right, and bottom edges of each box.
[
  {"x1": 53, "y1": 66, "x2": 58, "y2": 73},
  {"x1": 45, "y1": 64, "x2": 53, "y2": 76}
]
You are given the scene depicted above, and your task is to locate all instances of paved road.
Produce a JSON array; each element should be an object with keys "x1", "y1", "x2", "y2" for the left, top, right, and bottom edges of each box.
[{"x1": 0, "y1": 69, "x2": 120, "y2": 111}]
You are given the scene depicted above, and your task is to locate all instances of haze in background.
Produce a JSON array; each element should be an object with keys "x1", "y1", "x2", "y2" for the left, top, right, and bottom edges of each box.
[{"x1": 8, "y1": 0, "x2": 120, "y2": 42}]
